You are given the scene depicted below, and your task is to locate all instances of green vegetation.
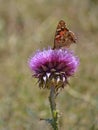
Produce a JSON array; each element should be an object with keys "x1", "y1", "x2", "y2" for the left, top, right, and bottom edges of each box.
[{"x1": 0, "y1": 0, "x2": 98, "y2": 129}]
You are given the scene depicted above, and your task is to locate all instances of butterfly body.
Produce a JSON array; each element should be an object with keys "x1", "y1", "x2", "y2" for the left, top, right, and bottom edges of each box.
[{"x1": 53, "y1": 20, "x2": 77, "y2": 49}]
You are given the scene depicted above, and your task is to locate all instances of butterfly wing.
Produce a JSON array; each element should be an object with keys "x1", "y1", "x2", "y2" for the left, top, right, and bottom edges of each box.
[{"x1": 53, "y1": 20, "x2": 77, "y2": 49}]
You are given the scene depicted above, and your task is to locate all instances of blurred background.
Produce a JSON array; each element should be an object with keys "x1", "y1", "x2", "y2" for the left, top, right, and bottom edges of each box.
[{"x1": 0, "y1": 0, "x2": 98, "y2": 130}]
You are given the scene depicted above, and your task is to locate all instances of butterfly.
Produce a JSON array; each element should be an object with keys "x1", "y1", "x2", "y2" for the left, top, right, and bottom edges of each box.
[{"x1": 53, "y1": 20, "x2": 77, "y2": 49}]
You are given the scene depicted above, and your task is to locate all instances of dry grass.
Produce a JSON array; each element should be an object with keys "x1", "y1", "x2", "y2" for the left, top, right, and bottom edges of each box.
[{"x1": 0, "y1": 0, "x2": 98, "y2": 130}]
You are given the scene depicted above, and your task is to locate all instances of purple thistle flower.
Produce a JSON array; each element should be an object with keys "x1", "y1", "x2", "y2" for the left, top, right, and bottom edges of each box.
[{"x1": 28, "y1": 48, "x2": 79, "y2": 91}]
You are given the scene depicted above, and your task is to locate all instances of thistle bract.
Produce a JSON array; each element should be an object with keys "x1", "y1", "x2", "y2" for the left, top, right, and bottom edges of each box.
[{"x1": 28, "y1": 48, "x2": 79, "y2": 91}]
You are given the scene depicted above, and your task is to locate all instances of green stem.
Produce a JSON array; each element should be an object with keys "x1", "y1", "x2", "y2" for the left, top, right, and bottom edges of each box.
[{"x1": 49, "y1": 86, "x2": 58, "y2": 130}]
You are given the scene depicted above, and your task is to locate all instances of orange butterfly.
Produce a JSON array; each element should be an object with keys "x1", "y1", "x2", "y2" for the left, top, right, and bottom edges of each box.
[{"x1": 53, "y1": 20, "x2": 77, "y2": 49}]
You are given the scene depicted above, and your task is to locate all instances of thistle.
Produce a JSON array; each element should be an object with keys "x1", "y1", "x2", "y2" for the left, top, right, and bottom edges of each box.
[
  {"x1": 29, "y1": 48, "x2": 79, "y2": 91},
  {"x1": 28, "y1": 48, "x2": 79, "y2": 130}
]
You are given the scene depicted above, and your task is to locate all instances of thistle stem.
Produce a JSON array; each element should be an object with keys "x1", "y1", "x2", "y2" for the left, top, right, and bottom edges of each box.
[{"x1": 49, "y1": 86, "x2": 58, "y2": 130}]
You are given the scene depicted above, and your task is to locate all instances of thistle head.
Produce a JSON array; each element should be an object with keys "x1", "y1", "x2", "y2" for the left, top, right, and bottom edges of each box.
[{"x1": 28, "y1": 48, "x2": 79, "y2": 91}]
